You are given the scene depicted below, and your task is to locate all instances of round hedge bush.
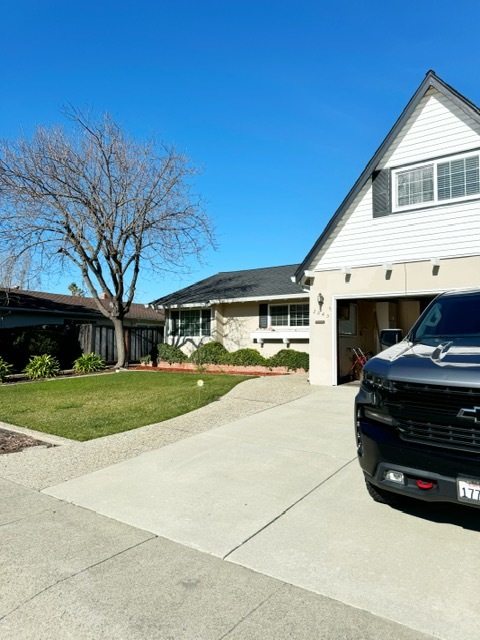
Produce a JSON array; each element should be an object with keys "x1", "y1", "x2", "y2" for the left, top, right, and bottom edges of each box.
[
  {"x1": 223, "y1": 348, "x2": 269, "y2": 367},
  {"x1": 269, "y1": 349, "x2": 309, "y2": 371},
  {"x1": 189, "y1": 341, "x2": 228, "y2": 365},
  {"x1": 156, "y1": 343, "x2": 188, "y2": 364}
]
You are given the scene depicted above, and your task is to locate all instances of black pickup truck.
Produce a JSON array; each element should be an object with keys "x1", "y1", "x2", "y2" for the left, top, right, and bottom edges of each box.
[{"x1": 356, "y1": 289, "x2": 480, "y2": 508}]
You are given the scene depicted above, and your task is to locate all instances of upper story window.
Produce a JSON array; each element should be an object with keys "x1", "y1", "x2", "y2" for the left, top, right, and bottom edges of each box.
[
  {"x1": 392, "y1": 152, "x2": 480, "y2": 213},
  {"x1": 396, "y1": 164, "x2": 433, "y2": 207},
  {"x1": 170, "y1": 309, "x2": 211, "y2": 337},
  {"x1": 270, "y1": 303, "x2": 309, "y2": 327},
  {"x1": 437, "y1": 156, "x2": 479, "y2": 201}
]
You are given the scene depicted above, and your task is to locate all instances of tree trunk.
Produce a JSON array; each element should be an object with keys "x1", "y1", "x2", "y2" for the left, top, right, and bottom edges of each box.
[{"x1": 112, "y1": 317, "x2": 127, "y2": 368}]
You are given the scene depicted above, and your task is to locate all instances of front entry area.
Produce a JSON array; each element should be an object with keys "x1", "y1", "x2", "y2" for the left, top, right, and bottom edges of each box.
[{"x1": 336, "y1": 295, "x2": 434, "y2": 384}]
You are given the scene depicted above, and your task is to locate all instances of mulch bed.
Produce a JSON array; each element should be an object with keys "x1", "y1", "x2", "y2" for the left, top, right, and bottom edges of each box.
[{"x1": 0, "y1": 428, "x2": 54, "y2": 455}]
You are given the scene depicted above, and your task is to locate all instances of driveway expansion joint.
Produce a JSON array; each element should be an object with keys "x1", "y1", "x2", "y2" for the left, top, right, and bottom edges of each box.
[
  {"x1": 222, "y1": 458, "x2": 357, "y2": 560},
  {"x1": 0, "y1": 505, "x2": 61, "y2": 529},
  {"x1": 217, "y1": 585, "x2": 285, "y2": 640},
  {"x1": 0, "y1": 533, "x2": 157, "y2": 623}
]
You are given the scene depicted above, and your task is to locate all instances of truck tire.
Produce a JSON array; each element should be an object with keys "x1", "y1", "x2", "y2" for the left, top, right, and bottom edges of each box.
[{"x1": 365, "y1": 478, "x2": 404, "y2": 507}]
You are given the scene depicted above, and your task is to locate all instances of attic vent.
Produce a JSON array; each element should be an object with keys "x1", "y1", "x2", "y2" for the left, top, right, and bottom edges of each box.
[{"x1": 372, "y1": 169, "x2": 391, "y2": 218}]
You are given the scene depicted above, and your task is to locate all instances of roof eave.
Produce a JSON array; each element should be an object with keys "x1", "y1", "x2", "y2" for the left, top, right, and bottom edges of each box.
[{"x1": 156, "y1": 292, "x2": 308, "y2": 309}]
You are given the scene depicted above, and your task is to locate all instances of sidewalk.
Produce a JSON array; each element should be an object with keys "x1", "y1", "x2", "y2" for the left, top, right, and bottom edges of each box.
[{"x1": 1, "y1": 477, "x2": 429, "y2": 640}]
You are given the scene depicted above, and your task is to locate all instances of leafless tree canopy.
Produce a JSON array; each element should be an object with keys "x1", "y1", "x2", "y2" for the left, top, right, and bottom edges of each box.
[
  {"x1": 0, "y1": 109, "x2": 214, "y2": 366},
  {"x1": 0, "y1": 251, "x2": 35, "y2": 289}
]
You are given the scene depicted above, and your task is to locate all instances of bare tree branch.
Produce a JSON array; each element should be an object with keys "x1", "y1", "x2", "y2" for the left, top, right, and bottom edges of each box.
[{"x1": 0, "y1": 108, "x2": 215, "y2": 366}]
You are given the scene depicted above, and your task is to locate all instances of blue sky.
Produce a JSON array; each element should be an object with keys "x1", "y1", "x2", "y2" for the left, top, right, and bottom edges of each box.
[{"x1": 3, "y1": 1, "x2": 480, "y2": 302}]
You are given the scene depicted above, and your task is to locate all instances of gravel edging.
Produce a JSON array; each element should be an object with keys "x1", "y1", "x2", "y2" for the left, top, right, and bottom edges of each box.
[{"x1": 0, "y1": 374, "x2": 315, "y2": 491}]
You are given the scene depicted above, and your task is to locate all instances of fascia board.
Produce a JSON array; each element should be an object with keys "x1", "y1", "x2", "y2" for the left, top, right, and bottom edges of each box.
[
  {"x1": 158, "y1": 293, "x2": 308, "y2": 309},
  {"x1": 210, "y1": 293, "x2": 308, "y2": 304},
  {"x1": 0, "y1": 306, "x2": 100, "y2": 317},
  {"x1": 155, "y1": 302, "x2": 208, "y2": 310}
]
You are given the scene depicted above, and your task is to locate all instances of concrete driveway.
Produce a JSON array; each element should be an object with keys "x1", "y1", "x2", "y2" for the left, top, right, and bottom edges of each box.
[{"x1": 39, "y1": 381, "x2": 480, "y2": 640}]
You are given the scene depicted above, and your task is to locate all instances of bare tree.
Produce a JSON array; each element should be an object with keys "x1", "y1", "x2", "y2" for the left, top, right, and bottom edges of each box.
[
  {"x1": 0, "y1": 250, "x2": 36, "y2": 290},
  {"x1": 0, "y1": 109, "x2": 214, "y2": 366}
]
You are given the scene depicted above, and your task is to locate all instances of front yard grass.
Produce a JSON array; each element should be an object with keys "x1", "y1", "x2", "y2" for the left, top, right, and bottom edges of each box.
[{"x1": 0, "y1": 371, "x2": 252, "y2": 441}]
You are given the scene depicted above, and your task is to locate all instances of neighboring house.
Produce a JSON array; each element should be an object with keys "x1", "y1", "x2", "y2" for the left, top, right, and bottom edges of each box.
[
  {"x1": 295, "y1": 70, "x2": 480, "y2": 385},
  {"x1": 150, "y1": 265, "x2": 310, "y2": 356},
  {"x1": 0, "y1": 288, "x2": 164, "y2": 362}
]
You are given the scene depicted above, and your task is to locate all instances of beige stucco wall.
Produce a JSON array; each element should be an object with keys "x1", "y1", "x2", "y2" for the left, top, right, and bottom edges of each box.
[
  {"x1": 309, "y1": 255, "x2": 480, "y2": 386},
  {"x1": 213, "y1": 302, "x2": 257, "y2": 350},
  {"x1": 216, "y1": 301, "x2": 310, "y2": 357}
]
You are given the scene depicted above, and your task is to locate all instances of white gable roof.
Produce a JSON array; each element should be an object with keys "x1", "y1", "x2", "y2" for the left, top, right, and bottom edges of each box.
[{"x1": 295, "y1": 72, "x2": 480, "y2": 281}]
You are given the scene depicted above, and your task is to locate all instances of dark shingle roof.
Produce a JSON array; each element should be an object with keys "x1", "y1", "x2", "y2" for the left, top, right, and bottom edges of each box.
[
  {"x1": 150, "y1": 264, "x2": 306, "y2": 308},
  {"x1": 0, "y1": 289, "x2": 164, "y2": 322}
]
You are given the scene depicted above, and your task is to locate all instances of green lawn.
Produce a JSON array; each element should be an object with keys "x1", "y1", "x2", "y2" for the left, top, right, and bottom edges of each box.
[{"x1": 0, "y1": 371, "x2": 252, "y2": 441}]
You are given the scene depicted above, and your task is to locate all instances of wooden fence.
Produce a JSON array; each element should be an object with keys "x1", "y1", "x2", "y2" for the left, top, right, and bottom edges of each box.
[{"x1": 78, "y1": 324, "x2": 163, "y2": 363}]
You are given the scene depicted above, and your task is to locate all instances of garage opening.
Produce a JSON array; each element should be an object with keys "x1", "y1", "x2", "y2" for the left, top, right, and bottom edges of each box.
[{"x1": 337, "y1": 296, "x2": 434, "y2": 384}]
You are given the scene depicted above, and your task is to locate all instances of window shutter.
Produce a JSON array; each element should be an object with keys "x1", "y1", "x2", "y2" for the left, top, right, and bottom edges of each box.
[
  {"x1": 201, "y1": 309, "x2": 211, "y2": 336},
  {"x1": 372, "y1": 169, "x2": 391, "y2": 218},
  {"x1": 170, "y1": 310, "x2": 179, "y2": 336},
  {"x1": 259, "y1": 304, "x2": 268, "y2": 329}
]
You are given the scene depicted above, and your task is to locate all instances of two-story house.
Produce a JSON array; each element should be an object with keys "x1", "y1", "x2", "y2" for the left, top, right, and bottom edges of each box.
[{"x1": 295, "y1": 71, "x2": 480, "y2": 385}]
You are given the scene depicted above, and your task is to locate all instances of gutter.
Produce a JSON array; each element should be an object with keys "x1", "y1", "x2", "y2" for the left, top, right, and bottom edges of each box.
[{"x1": 154, "y1": 292, "x2": 309, "y2": 310}]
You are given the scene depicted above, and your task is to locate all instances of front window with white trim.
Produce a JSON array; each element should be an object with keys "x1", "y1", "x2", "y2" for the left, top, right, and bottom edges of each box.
[
  {"x1": 270, "y1": 303, "x2": 309, "y2": 327},
  {"x1": 170, "y1": 309, "x2": 211, "y2": 337},
  {"x1": 393, "y1": 152, "x2": 480, "y2": 212}
]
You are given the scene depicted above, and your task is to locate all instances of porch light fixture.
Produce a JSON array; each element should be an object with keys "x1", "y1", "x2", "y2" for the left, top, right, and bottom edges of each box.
[{"x1": 317, "y1": 293, "x2": 325, "y2": 311}]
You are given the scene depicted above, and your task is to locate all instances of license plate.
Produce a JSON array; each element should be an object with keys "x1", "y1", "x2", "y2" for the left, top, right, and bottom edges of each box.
[{"x1": 457, "y1": 478, "x2": 480, "y2": 504}]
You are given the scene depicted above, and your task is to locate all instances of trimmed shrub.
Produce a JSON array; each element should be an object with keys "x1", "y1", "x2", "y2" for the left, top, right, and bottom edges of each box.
[
  {"x1": 156, "y1": 343, "x2": 188, "y2": 364},
  {"x1": 0, "y1": 356, "x2": 13, "y2": 382},
  {"x1": 269, "y1": 349, "x2": 309, "y2": 371},
  {"x1": 189, "y1": 341, "x2": 228, "y2": 365},
  {"x1": 223, "y1": 348, "x2": 268, "y2": 367},
  {"x1": 73, "y1": 353, "x2": 105, "y2": 373},
  {"x1": 24, "y1": 354, "x2": 61, "y2": 379}
]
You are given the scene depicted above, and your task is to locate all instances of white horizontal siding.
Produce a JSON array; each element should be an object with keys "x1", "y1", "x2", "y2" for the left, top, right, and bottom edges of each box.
[
  {"x1": 316, "y1": 183, "x2": 480, "y2": 269},
  {"x1": 312, "y1": 88, "x2": 480, "y2": 271},
  {"x1": 381, "y1": 89, "x2": 480, "y2": 168}
]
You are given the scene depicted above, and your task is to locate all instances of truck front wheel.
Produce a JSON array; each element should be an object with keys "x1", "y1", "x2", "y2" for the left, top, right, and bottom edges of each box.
[{"x1": 365, "y1": 478, "x2": 405, "y2": 507}]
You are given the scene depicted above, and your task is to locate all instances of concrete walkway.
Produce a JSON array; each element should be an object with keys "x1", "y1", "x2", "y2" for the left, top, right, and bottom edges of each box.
[{"x1": 1, "y1": 374, "x2": 478, "y2": 638}]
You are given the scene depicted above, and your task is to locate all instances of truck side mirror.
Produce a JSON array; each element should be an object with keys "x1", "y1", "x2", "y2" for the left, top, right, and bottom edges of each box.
[{"x1": 379, "y1": 329, "x2": 403, "y2": 349}]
